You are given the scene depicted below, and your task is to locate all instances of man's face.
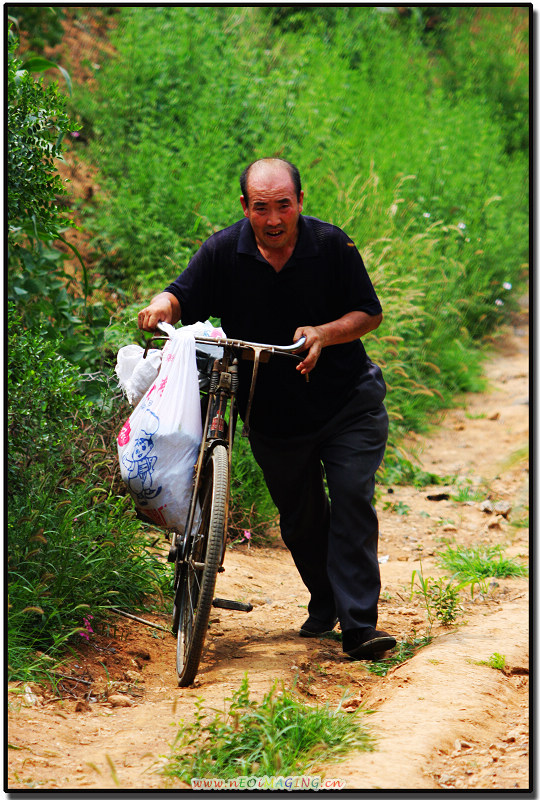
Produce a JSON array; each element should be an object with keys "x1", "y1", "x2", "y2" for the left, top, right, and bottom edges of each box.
[{"x1": 240, "y1": 165, "x2": 304, "y2": 253}]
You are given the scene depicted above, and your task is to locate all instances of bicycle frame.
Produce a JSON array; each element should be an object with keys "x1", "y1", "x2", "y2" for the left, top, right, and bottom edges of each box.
[{"x1": 144, "y1": 325, "x2": 306, "y2": 558}]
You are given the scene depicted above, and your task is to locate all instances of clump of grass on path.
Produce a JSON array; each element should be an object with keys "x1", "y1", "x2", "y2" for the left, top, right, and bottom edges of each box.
[
  {"x1": 438, "y1": 544, "x2": 528, "y2": 582},
  {"x1": 163, "y1": 675, "x2": 373, "y2": 782}
]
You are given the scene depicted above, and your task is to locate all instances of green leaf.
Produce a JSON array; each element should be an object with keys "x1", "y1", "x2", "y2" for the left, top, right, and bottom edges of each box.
[
  {"x1": 21, "y1": 58, "x2": 73, "y2": 96},
  {"x1": 57, "y1": 235, "x2": 89, "y2": 300}
]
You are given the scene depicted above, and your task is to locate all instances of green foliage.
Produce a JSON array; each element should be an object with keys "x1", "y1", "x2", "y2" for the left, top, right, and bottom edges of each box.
[
  {"x1": 76, "y1": 6, "x2": 527, "y2": 299},
  {"x1": 438, "y1": 545, "x2": 528, "y2": 583},
  {"x1": 163, "y1": 675, "x2": 373, "y2": 782},
  {"x1": 433, "y1": 7, "x2": 529, "y2": 154},
  {"x1": 8, "y1": 305, "x2": 91, "y2": 490},
  {"x1": 229, "y1": 430, "x2": 276, "y2": 540},
  {"x1": 7, "y1": 6, "x2": 66, "y2": 53},
  {"x1": 450, "y1": 479, "x2": 485, "y2": 503},
  {"x1": 383, "y1": 500, "x2": 410, "y2": 516},
  {"x1": 379, "y1": 451, "x2": 444, "y2": 488}
]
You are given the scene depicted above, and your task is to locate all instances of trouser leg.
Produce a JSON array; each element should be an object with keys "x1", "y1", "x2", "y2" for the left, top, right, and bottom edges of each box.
[
  {"x1": 248, "y1": 433, "x2": 336, "y2": 622},
  {"x1": 321, "y1": 404, "x2": 388, "y2": 633}
]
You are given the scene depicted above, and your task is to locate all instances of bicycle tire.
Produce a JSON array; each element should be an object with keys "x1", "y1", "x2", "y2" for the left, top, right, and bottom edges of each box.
[
  {"x1": 175, "y1": 444, "x2": 228, "y2": 687},
  {"x1": 171, "y1": 530, "x2": 183, "y2": 636}
]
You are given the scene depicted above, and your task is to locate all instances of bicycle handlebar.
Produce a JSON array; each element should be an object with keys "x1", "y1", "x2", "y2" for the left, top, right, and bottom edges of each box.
[
  {"x1": 152, "y1": 322, "x2": 308, "y2": 436},
  {"x1": 155, "y1": 322, "x2": 307, "y2": 355}
]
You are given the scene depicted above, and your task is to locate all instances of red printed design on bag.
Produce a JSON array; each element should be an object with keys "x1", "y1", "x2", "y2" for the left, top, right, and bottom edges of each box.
[
  {"x1": 158, "y1": 377, "x2": 168, "y2": 397},
  {"x1": 117, "y1": 419, "x2": 131, "y2": 446},
  {"x1": 137, "y1": 504, "x2": 168, "y2": 526}
]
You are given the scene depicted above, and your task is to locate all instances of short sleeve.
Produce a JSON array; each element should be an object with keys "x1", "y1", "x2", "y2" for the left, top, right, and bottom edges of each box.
[
  {"x1": 164, "y1": 239, "x2": 222, "y2": 325},
  {"x1": 332, "y1": 230, "x2": 382, "y2": 317}
]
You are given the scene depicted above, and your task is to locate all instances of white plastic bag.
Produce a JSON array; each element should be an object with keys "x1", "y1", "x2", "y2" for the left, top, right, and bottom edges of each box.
[
  {"x1": 117, "y1": 326, "x2": 202, "y2": 531},
  {"x1": 115, "y1": 344, "x2": 163, "y2": 406}
]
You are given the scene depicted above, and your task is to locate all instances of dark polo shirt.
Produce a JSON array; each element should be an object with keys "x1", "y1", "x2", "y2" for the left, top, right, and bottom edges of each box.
[{"x1": 164, "y1": 215, "x2": 383, "y2": 436}]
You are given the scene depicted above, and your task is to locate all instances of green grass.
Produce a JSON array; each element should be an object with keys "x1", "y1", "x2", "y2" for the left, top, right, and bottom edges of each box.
[
  {"x1": 437, "y1": 544, "x2": 528, "y2": 582},
  {"x1": 450, "y1": 479, "x2": 486, "y2": 503},
  {"x1": 163, "y1": 676, "x2": 373, "y2": 782},
  {"x1": 511, "y1": 516, "x2": 529, "y2": 529},
  {"x1": 363, "y1": 636, "x2": 432, "y2": 677},
  {"x1": 383, "y1": 500, "x2": 410, "y2": 515}
]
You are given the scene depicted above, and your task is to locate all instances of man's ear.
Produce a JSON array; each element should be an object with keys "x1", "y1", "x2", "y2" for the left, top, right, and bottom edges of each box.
[
  {"x1": 240, "y1": 195, "x2": 249, "y2": 217},
  {"x1": 298, "y1": 190, "x2": 304, "y2": 213}
]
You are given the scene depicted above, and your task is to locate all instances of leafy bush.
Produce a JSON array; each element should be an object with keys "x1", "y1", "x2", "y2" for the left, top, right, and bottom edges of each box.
[
  {"x1": 7, "y1": 31, "x2": 115, "y2": 376},
  {"x1": 8, "y1": 306, "x2": 168, "y2": 678},
  {"x1": 7, "y1": 30, "x2": 73, "y2": 243},
  {"x1": 7, "y1": 6, "x2": 66, "y2": 52},
  {"x1": 433, "y1": 7, "x2": 529, "y2": 155},
  {"x1": 7, "y1": 305, "x2": 91, "y2": 491}
]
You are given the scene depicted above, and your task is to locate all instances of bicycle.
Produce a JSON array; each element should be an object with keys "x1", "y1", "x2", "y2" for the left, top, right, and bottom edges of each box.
[{"x1": 143, "y1": 323, "x2": 306, "y2": 686}]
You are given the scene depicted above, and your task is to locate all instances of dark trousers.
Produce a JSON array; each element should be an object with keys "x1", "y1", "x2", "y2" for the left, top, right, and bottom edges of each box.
[{"x1": 249, "y1": 387, "x2": 388, "y2": 635}]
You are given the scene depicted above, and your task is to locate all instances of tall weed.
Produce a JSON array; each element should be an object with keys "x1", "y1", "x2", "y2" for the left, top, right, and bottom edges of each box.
[{"x1": 8, "y1": 488, "x2": 168, "y2": 680}]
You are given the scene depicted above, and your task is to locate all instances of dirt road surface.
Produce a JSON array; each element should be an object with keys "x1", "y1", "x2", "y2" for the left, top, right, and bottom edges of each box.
[{"x1": 7, "y1": 310, "x2": 529, "y2": 792}]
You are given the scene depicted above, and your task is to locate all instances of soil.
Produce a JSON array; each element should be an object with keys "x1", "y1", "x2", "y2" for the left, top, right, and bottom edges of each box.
[{"x1": 7, "y1": 307, "x2": 529, "y2": 792}]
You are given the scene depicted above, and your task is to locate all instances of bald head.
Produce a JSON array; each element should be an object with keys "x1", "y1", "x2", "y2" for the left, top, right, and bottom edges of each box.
[{"x1": 240, "y1": 158, "x2": 302, "y2": 207}]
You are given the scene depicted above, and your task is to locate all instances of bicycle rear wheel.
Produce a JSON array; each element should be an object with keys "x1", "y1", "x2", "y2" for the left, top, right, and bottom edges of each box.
[{"x1": 175, "y1": 444, "x2": 228, "y2": 687}]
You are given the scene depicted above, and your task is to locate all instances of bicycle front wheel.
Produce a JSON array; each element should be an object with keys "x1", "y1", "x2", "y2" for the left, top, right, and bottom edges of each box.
[{"x1": 176, "y1": 443, "x2": 228, "y2": 687}]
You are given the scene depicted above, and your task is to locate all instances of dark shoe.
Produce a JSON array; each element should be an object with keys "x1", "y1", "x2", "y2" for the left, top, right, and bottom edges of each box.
[
  {"x1": 343, "y1": 627, "x2": 397, "y2": 659},
  {"x1": 299, "y1": 616, "x2": 339, "y2": 638}
]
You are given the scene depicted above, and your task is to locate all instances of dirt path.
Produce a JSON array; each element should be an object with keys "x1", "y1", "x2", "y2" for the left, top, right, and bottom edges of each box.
[{"x1": 7, "y1": 309, "x2": 529, "y2": 792}]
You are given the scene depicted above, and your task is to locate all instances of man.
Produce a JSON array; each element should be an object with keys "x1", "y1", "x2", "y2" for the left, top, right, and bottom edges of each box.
[{"x1": 138, "y1": 157, "x2": 396, "y2": 660}]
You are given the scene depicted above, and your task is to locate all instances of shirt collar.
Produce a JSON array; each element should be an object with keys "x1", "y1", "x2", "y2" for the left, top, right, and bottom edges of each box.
[{"x1": 237, "y1": 215, "x2": 320, "y2": 259}]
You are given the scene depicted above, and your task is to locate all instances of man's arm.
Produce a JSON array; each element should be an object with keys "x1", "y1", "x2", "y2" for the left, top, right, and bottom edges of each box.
[
  {"x1": 293, "y1": 310, "x2": 382, "y2": 375},
  {"x1": 138, "y1": 291, "x2": 181, "y2": 331}
]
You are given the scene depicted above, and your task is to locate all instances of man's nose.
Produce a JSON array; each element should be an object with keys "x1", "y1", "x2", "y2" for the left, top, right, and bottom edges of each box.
[{"x1": 267, "y1": 209, "x2": 281, "y2": 226}]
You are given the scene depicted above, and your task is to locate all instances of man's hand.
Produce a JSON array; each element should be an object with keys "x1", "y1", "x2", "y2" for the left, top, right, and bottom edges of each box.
[
  {"x1": 293, "y1": 311, "x2": 383, "y2": 375},
  {"x1": 137, "y1": 292, "x2": 181, "y2": 331},
  {"x1": 293, "y1": 325, "x2": 326, "y2": 375}
]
